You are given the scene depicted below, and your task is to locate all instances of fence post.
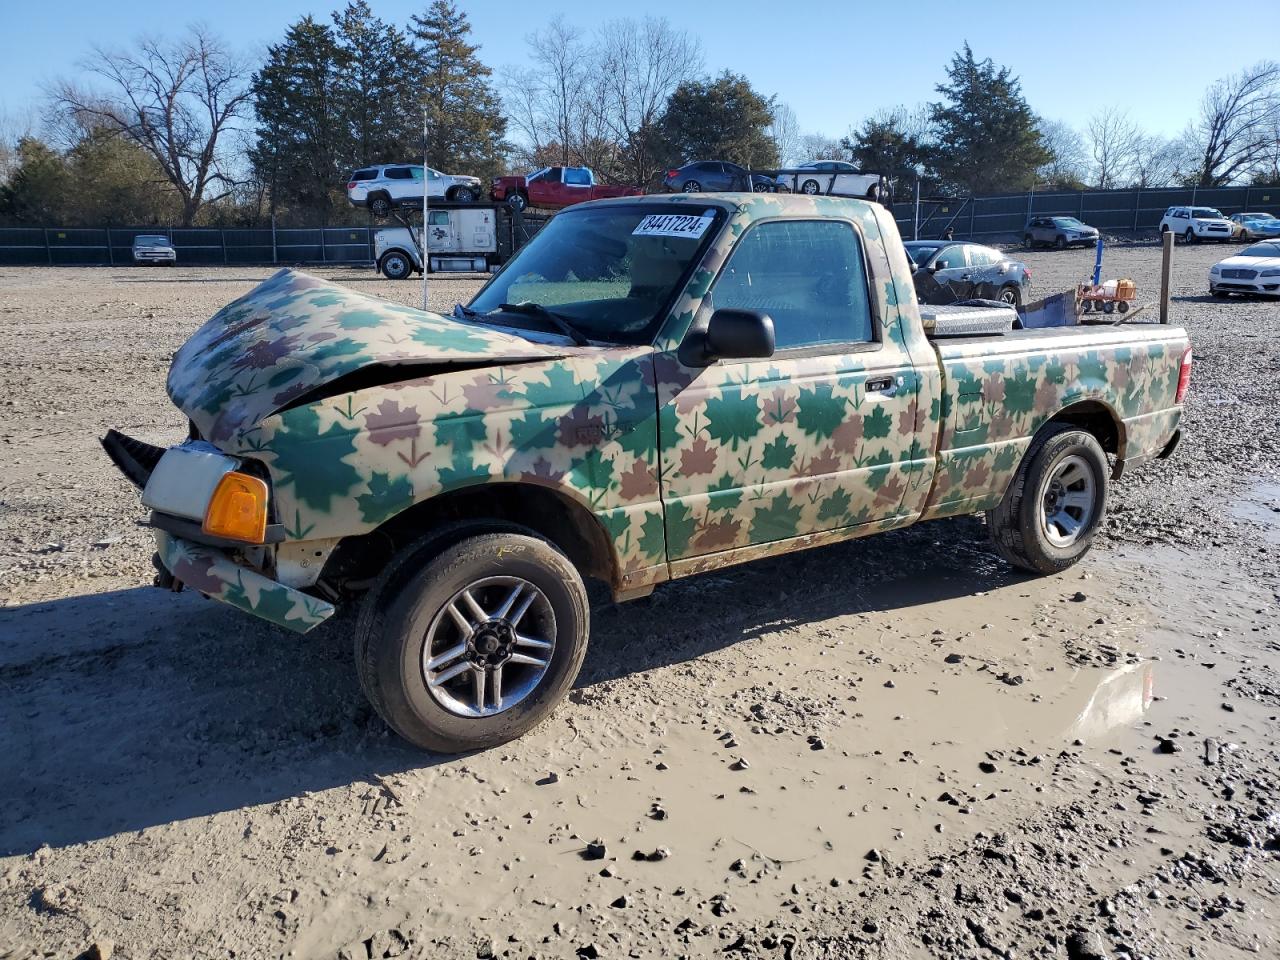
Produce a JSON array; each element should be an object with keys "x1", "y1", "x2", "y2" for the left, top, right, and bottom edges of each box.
[
  {"x1": 1078, "y1": 191, "x2": 1084, "y2": 218},
  {"x1": 271, "y1": 215, "x2": 278, "y2": 265},
  {"x1": 320, "y1": 226, "x2": 326, "y2": 264},
  {"x1": 1159, "y1": 230, "x2": 1174, "y2": 325},
  {"x1": 107, "y1": 228, "x2": 114, "y2": 266},
  {"x1": 968, "y1": 196, "x2": 975, "y2": 238},
  {"x1": 222, "y1": 229, "x2": 228, "y2": 265},
  {"x1": 1132, "y1": 188, "x2": 1141, "y2": 232},
  {"x1": 43, "y1": 228, "x2": 51, "y2": 265}
]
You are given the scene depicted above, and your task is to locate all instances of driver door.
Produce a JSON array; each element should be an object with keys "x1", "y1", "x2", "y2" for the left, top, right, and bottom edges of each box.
[
  {"x1": 658, "y1": 218, "x2": 920, "y2": 564},
  {"x1": 915, "y1": 243, "x2": 971, "y2": 303}
]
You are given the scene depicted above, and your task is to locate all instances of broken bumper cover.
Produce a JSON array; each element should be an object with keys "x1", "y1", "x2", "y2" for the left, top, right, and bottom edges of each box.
[{"x1": 154, "y1": 530, "x2": 335, "y2": 635}]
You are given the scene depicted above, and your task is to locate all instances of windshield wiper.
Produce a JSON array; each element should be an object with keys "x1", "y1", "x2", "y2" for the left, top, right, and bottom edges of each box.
[
  {"x1": 452, "y1": 303, "x2": 480, "y2": 319},
  {"x1": 496, "y1": 302, "x2": 591, "y2": 346}
]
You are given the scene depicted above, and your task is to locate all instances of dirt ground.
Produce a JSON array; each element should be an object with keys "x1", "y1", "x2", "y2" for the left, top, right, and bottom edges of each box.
[{"x1": 1, "y1": 240, "x2": 1279, "y2": 960}]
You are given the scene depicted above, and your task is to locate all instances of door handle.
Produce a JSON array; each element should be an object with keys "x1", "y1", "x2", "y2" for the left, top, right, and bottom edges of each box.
[{"x1": 865, "y1": 376, "x2": 896, "y2": 394}]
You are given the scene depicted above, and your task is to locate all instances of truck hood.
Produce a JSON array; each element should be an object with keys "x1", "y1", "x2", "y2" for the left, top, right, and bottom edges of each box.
[{"x1": 168, "y1": 269, "x2": 566, "y2": 446}]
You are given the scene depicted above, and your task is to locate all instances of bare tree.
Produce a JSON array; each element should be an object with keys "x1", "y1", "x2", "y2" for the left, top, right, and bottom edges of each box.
[
  {"x1": 1186, "y1": 60, "x2": 1280, "y2": 186},
  {"x1": 1036, "y1": 118, "x2": 1088, "y2": 187},
  {"x1": 768, "y1": 102, "x2": 802, "y2": 167},
  {"x1": 52, "y1": 26, "x2": 251, "y2": 225},
  {"x1": 799, "y1": 133, "x2": 843, "y2": 161},
  {"x1": 597, "y1": 17, "x2": 701, "y2": 183},
  {"x1": 501, "y1": 18, "x2": 590, "y2": 169},
  {"x1": 1086, "y1": 107, "x2": 1141, "y2": 189},
  {"x1": 1130, "y1": 134, "x2": 1189, "y2": 188}
]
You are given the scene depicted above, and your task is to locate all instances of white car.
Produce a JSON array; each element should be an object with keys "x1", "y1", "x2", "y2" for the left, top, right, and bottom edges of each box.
[
  {"x1": 1208, "y1": 240, "x2": 1280, "y2": 298},
  {"x1": 346, "y1": 164, "x2": 483, "y2": 218},
  {"x1": 1159, "y1": 205, "x2": 1234, "y2": 244},
  {"x1": 131, "y1": 235, "x2": 176, "y2": 265},
  {"x1": 775, "y1": 161, "x2": 884, "y2": 201}
]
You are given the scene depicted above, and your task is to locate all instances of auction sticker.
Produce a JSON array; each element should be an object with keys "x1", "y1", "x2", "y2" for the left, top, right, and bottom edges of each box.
[{"x1": 632, "y1": 214, "x2": 714, "y2": 240}]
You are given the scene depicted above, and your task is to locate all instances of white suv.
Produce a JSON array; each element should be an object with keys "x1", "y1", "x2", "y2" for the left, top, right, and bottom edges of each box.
[
  {"x1": 346, "y1": 164, "x2": 483, "y2": 218},
  {"x1": 1159, "y1": 206, "x2": 1234, "y2": 244}
]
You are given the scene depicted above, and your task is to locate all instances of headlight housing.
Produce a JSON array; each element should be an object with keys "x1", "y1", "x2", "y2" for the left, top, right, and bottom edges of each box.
[
  {"x1": 1210, "y1": 265, "x2": 1221, "y2": 274},
  {"x1": 1260, "y1": 268, "x2": 1280, "y2": 277}
]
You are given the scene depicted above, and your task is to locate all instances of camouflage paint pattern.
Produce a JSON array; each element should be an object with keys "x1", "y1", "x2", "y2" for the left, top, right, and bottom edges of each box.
[
  {"x1": 155, "y1": 530, "x2": 335, "y2": 633},
  {"x1": 154, "y1": 193, "x2": 1185, "y2": 625}
]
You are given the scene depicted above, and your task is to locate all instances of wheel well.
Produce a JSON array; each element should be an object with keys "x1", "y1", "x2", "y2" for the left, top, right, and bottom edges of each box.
[
  {"x1": 319, "y1": 483, "x2": 618, "y2": 595},
  {"x1": 1043, "y1": 401, "x2": 1120, "y2": 456}
]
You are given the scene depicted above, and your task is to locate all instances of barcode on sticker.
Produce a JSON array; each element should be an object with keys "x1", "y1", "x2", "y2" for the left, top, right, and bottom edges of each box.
[{"x1": 632, "y1": 214, "x2": 714, "y2": 240}]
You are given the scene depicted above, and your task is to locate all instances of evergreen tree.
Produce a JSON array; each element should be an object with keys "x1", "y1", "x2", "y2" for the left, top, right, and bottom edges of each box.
[
  {"x1": 250, "y1": 17, "x2": 347, "y2": 221},
  {"x1": 333, "y1": 1, "x2": 420, "y2": 167},
  {"x1": 842, "y1": 109, "x2": 927, "y2": 189},
  {"x1": 658, "y1": 72, "x2": 778, "y2": 169},
  {"x1": 410, "y1": 0, "x2": 507, "y2": 181},
  {"x1": 0, "y1": 138, "x2": 71, "y2": 223},
  {"x1": 928, "y1": 44, "x2": 1049, "y2": 195}
]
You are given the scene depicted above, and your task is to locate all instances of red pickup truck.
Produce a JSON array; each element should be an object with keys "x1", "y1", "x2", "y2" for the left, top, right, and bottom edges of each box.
[{"x1": 491, "y1": 165, "x2": 643, "y2": 212}]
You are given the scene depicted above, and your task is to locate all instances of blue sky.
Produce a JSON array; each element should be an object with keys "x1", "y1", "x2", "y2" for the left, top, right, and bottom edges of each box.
[{"x1": 1, "y1": 0, "x2": 1272, "y2": 141}]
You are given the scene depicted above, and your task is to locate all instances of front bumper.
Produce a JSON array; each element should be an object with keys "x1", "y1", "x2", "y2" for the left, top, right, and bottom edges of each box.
[
  {"x1": 1210, "y1": 278, "x2": 1280, "y2": 296},
  {"x1": 133, "y1": 252, "x2": 176, "y2": 262},
  {"x1": 154, "y1": 531, "x2": 334, "y2": 634}
]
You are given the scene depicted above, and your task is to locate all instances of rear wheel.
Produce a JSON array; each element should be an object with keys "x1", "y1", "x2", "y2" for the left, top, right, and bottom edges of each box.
[
  {"x1": 354, "y1": 529, "x2": 589, "y2": 753},
  {"x1": 998, "y1": 284, "x2": 1021, "y2": 307},
  {"x1": 369, "y1": 194, "x2": 391, "y2": 218},
  {"x1": 682, "y1": 180, "x2": 702, "y2": 193},
  {"x1": 800, "y1": 179, "x2": 821, "y2": 195},
  {"x1": 506, "y1": 191, "x2": 528, "y2": 212},
  {"x1": 987, "y1": 425, "x2": 1108, "y2": 575}
]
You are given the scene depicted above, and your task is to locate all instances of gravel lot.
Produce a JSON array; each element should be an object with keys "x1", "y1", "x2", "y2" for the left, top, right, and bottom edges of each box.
[{"x1": 1, "y1": 240, "x2": 1279, "y2": 960}]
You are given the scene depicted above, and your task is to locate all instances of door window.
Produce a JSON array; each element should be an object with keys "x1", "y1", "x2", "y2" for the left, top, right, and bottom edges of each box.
[
  {"x1": 966, "y1": 246, "x2": 1000, "y2": 267},
  {"x1": 707, "y1": 219, "x2": 874, "y2": 349},
  {"x1": 564, "y1": 167, "x2": 591, "y2": 186},
  {"x1": 933, "y1": 245, "x2": 965, "y2": 270},
  {"x1": 428, "y1": 210, "x2": 450, "y2": 225},
  {"x1": 384, "y1": 167, "x2": 413, "y2": 180}
]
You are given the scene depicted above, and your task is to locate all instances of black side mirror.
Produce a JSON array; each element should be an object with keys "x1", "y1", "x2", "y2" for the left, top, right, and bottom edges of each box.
[
  {"x1": 928, "y1": 259, "x2": 942, "y2": 273},
  {"x1": 680, "y1": 309, "x2": 775, "y2": 367}
]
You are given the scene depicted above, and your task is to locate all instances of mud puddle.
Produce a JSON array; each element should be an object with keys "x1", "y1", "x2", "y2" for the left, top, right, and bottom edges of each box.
[{"x1": 1231, "y1": 480, "x2": 1280, "y2": 546}]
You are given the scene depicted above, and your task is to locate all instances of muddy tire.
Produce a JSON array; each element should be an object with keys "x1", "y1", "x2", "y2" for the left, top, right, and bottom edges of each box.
[
  {"x1": 354, "y1": 528, "x2": 589, "y2": 753},
  {"x1": 986, "y1": 424, "x2": 1108, "y2": 575}
]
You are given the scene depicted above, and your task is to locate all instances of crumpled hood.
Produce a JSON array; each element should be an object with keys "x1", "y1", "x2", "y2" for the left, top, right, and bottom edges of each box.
[{"x1": 168, "y1": 269, "x2": 565, "y2": 445}]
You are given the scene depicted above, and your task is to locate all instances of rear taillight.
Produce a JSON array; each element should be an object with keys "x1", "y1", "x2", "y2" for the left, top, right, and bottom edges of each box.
[
  {"x1": 1024, "y1": 268, "x2": 1032, "y2": 280},
  {"x1": 346, "y1": 182, "x2": 356, "y2": 190},
  {"x1": 1175, "y1": 345, "x2": 1193, "y2": 403},
  {"x1": 667, "y1": 169, "x2": 679, "y2": 179}
]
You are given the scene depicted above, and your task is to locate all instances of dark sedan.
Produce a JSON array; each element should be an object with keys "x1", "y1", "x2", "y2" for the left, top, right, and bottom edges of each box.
[
  {"x1": 662, "y1": 160, "x2": 774, "y2": 193},
  {"x1": 903, "y1": 241, "x2": 1032, "y2": 306}
]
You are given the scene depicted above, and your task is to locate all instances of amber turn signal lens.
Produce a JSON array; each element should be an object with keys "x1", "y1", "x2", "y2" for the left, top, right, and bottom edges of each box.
[{"x1": 202, "y1": 471, "x2": 269, "y2": 543}]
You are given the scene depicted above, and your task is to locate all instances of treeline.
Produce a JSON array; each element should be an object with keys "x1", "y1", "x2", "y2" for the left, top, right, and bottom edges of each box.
[{"x1": 1, "y1": 5, "x2": 1277, "y2": 228}]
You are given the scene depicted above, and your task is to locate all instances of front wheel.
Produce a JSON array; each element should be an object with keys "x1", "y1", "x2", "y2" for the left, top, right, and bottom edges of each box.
[
  {"x1": 1024, "y1": 234, "x2": 1035, "y2": 249},
  {"x1": 800, "y1": 179, "x2": 821, "y2": 195},
  {"x1": 451, "y1": 187, "x2": 478, "y2": 202},
  {"x1": 752, "y1": 181, "x2": 772, "y2": 193},
  {"x1": 1054, "y1": 236, "x2": 1066, "y2": 250},
  {"x1": 379, "y1": 252, "x2": 413, "y2": 280},
  {"x1": 354, "y1": 530, "x2": 589, "y2": 753},
  {"x1": 1184, "y1": 229, "x2": 1197, "y2": 245},
  {"x1": 987, "y1": 425, "x2": 1108, "y2": 575}
]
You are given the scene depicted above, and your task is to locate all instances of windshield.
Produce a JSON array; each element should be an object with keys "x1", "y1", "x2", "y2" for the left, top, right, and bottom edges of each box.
[
  {"x1": 468, "y1": 203, "x2": 725, "y2": 344},
  {"x1": 904, "y1": 244, "x2": 941, "y2": 266},
  {"x1": 1245, "y1": 213, "x2": 1277, "y2": 221},
  {"x1": 1053, "y1": 217, "x2": 1085, "y2": 229},
  {"x1": 134, "y1": 236, "x2": 169, "y2": 244},
  {"x1": 1192, "y1": 208, "x2": 1224, "y2": 219},
  {"x1": 1241, "y1": 242, "x2": 1280, "y2": 258}
]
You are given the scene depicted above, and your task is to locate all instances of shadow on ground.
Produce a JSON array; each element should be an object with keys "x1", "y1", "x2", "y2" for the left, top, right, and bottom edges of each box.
[{"x1": 0, "y1": 517, "x2": 1023, "y2": 852}]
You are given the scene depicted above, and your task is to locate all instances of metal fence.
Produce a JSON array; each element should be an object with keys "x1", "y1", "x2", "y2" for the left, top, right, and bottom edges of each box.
[
  {"x1": 890, "y1": 184, "x2": 1280, "y2": 241},
  {"x1": 4, "y1": 185, "x2": 1278, "y2": 265},
  {"x1": 0, "y1": 209, "x2": 553, "y2": 268}
]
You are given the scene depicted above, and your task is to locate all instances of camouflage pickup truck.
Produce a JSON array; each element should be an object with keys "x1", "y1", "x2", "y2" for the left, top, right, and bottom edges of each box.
[{"x1": 104, "y1": 194, "x2": 1191, "y2": 752}]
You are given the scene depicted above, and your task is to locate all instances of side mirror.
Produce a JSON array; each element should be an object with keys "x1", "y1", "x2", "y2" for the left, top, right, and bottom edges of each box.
[
  {"x1": 928, "y1": 260, "x2": 943, "y2": 273},
  {"x1": 680, "y1": 309, "x2": 775, "y2": 367}
]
